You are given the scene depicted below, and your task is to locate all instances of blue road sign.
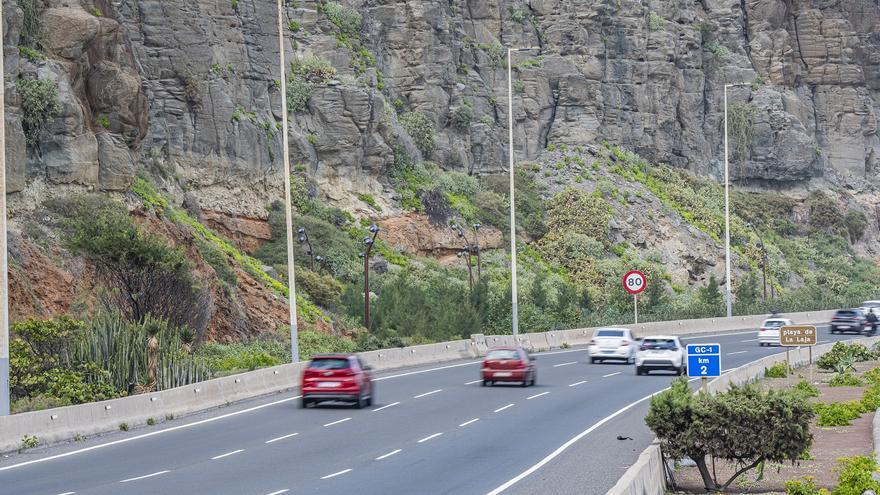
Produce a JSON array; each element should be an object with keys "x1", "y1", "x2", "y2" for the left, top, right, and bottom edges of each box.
[{"x1": 687, "y1": 344, "x2": 721, "y2": 378}]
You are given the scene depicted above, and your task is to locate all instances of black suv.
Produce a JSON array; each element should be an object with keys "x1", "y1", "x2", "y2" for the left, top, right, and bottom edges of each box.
[{"x1": 830, "y1": 309, "x2": 867, "y2": 334}]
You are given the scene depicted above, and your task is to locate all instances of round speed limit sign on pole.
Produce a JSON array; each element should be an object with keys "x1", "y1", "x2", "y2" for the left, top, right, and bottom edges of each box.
[{"x1": 623, "y1": 270, "x2": 647, "y2": 324}]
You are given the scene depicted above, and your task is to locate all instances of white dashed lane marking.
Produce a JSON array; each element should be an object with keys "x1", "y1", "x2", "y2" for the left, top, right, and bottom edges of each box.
[
  {"x1": 120, "y1": 471, "x2": 170, "y2": 483},
  {"x1": 211, "y1": 449, "x2": 244, "y2": 460},
  {"x1": 321, "y1": 469, "x2": 352, "y2": 480},
  {"x1": 265, "y1": 433, "x2": 298, "y2": 444},
  {"x1": 375, "y1": 449, "x2": 402, "y2": 460},
  {"x1": 414, "y1": 389, "x2": 443, "y2": 399},
  {"x1": 568, "y1": 381, "x2": 588, "y2": 387},
  {"x1": 372, "y1": 402, "x2": 400, "y2": 412},
  {"x1": 459, "y1": 418, "x2": 480, "y2": 427},
  {"x1": 602, "y1": 372, "x2": 621, "y2": 378},
  {"x1": 553, "y1": 361, "x2": 577, "y2": 368},
  {"x1": 527, "y1": 392, "x2": 549, "y2": 400},
  {"x1": 323, "y1": 418, "x2": 351, "y2": 427},
  {"x1": 418, "y1": 433, "x2": 444, "y2": 443},
  {"x1": 494, "y1": 404, "x2": 514, "y2": 413}
]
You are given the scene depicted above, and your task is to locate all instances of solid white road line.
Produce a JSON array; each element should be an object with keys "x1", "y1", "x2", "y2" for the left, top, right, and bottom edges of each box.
[
  {"x1": 727, "y1": 351, "x2": 748, "y2": 355},
  {"x1": 486, "y1": 388, "x2": 671, "y2": 494},
  {"x1": 321, "y1": 469, "x2": 352, "y2": 480},
  {"x1": 372, "y1": 401, "x2": 400, "y2": 412},
  {"x1": 0, "y1": 395, "x2": 301, "y2": 472},
  {"x1": 740, "y1": 338, "x2": 758, "y2": 342},
  {"x1": 375, "y1": 449, "x2": 402, "y2": 460},
  {"x1": 414, "y1": 389, "x2": 443, "y2": 399},
  {"x1": 494, "y1": 404, "x2": 514, "y2": 413},
  {"x1": 266, "y1": 490, "x2": 289, "y2": 495},
  {"x1": 602, "y1": 372, "x2": 621, "y2": 378},
  {"x1": 465, "y1": 379, "x2": 482, "y2": 385},
  {"x1": 56, "y1": 492, "x2": 76, "y2": 495},
  {"x1": 418, "y1": 433, "x2": 444, "y2": 443},
  {"x1": 459, "y1": 418, "x2": 480, "y2": 427},
  {"x1": 552, "y1": 361, "x2": 577, "y2": 367},
  {"x1": 211, "y1": 449, "x2": 244, "y2": 460},
  {"x1": 681, "y1": 330, "x2": 759, "y2": 340},
  {"x1": 265, "y1": 433, "x2": 299, "y2": 444},
  {"x1": 120, "y1": 470, "x2": 170, "y2": 483},
  {"x1": 323, "y1": 417, "x2": 351, "y2": 427},
  {"x1": 568, "y1": 381, "x2": 588, "y2": 387},
  {"x1": 527, "y1": 392, "x2": 549, "y2": 400}
]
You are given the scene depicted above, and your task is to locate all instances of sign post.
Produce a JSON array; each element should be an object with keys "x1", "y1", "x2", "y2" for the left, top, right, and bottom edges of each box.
[
  {"x1": 623, "y1": 270, "x2": 647, "y2": 325},
  {"x1": 687, "y1": 344, "x2": 721, "y2": 393},
  {"x1": 780, "y1": 325, "x2": 818, "y2": 383}
]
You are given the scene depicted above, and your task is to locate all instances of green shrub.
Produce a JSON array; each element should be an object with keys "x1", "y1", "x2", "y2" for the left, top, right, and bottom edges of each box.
[
  {"x1": 358, "y1": 193, "x2": 382, "y2": 211},
  {"x1": 765, "y1": 362, "x2": 790, "y2": 378},
  {"x1": 146, "y1": 417, "x2": 156, "y2": 426},
  {"x1": 195, "y1": 236, "x2": 237, "y2": 287},
  {"x1": 814, "y1": 402, "x2": 861, "y2": 427},
  {"x1": 17, "y1": 0, "x2": 41, "y2": 48},
  {"x1": 197, "y1": 339, "x2": 287, "y2": 373},
  {"x1": 844, "y1": 211, "x2": 868, "y2": 243},
  {"x1": 832, "y1": 456, "x2": 880, "y2": 495},
  {"x1": 647, "y1": 12, "x2": 664, "y2": 31},
  {"x1": 829, "y1": 372, "x2": 863, "y2": 387},
  {"x1": 16, "y1": 77, "x2": 62, "y2": 146},
  {"x1": 727, "y1": 102, "x2": 758, "y2": 161},
  {"x1": 20, "y1": 435, "x2": 38, "y2": 451},
  {"x1": 18, "y1": 45, "x2": 44, "y2": 61},
  {"x1": 817, "y1": 342, "x2": 876, "y2": 370},
  {"x1": 510, "y1": 7, "x2": 529, "y2": 24},
  {"x1": 95, "y1": 115, "x2": 110, "y2": 129},
  {"x1": 785, "y1": 477, "x2": 828, "y2": 495},
  {"x1": 400, "y1": 112, "x2": 436, "y2": 157},
  {"x1": 321, "y1": 2, "x2": 362, "y2": 35},
  {"x1": 119, "y1": 422, "x2": 129, "y2": 432},
  {"x1": 452, "y1": 106, "x2": 473, "y2": 131},
  {"x1": 298, "y1": 329, "x2": 356, "y2": 360},
  {"x1": 12, "y1": 394, "x2": 72, "y2": 414},
  {"x1": 290, "y1": 56, "x2": 336, "y2": 83},
  {"x1": 90, "y1": 7, "x2": 102, "y2": 17},
  {"x1": 288, "y1": 20, "x2": 301, "y2": 32},
  {"x1": 286, "y1": 74, "x2": 312, "y2": 113},
  {"x1": 297, "y1": 268, "x2": 344, "y2": 308},
  {"x1": 792, "y1": 380, "x2": 820, "y2": 398}
]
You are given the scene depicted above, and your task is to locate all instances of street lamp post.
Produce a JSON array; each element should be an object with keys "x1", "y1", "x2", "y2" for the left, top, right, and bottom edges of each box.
[
  {"x1": 472, "y1": 223, "x2": 482, "y2": 282},
  {"x1": 722, "y1": 82, "x2": 750, "y2": 318},
  {"x1": 507, "y1": 46, "x2": 538, "y2": 339},
  {"x1": 452, "y1": 223, "x2": 475, "y2": 290},
  {"x1": 0, "y1": 0, "x2": 9, "y2": 416},
  {"x1": 276, "y1": 0, "x2": 299, "y2": 362},
  {"x1": 297, "y1": 227, "x2": 315, "y2": 269},
  {"x1": 361, "y1": 224, "x2": 380, "y2": 330}
]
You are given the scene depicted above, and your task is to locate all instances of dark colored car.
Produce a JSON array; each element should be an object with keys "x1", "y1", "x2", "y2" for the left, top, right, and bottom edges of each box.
[
  {"x1": 481, "y1": 346, "x2": 536, "y2": 387},
  {"x1": 300, "y1": 354, "x2": 373, "y2": 409},
  {"x1": 830, "y1": 309, "x2": 867, "y2": 334}
]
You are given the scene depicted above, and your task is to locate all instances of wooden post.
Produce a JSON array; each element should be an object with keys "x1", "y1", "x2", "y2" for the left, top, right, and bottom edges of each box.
[
  {"x1": 809, "y1": 346, "x2": 813, "y2": 384},
  {"x1": 701, "y1": 376, "x2": 708, "y2": 394}
]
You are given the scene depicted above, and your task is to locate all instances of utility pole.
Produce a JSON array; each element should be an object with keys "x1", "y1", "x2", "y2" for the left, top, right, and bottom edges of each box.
[
  {"x1": 507, "y1": 47, "x2": 520, "y2": 338},
  {"x1": 276, "y1": 0, "x2": 299, "y2": 362},
  {"x1": 0, "y1": 0, "x2": 10, "y2": 416},
  {"x1": 361, "y1": 225, "x2": 380, "y2": 330},
  {"x1": 723, "y1": 84, "x2": 733, "y2": 319}
]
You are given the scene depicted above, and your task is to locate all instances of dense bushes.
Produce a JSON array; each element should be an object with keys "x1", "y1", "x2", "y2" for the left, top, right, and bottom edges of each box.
[
  {"x1": 646, "y1": 379, "x2": 813, "y2": 491},
  {"x1": 400, "y1": 112, "x2": 436, "y2": 158},
  {"x1": 17, "y1": 76, "x2": 62, "y2": 146},
  {"x1": 817, "y1": 342, "x2": 877, "y2": 371},
  {"x1": 50, "y1": 195, "x2": 212, "y2": 335}
]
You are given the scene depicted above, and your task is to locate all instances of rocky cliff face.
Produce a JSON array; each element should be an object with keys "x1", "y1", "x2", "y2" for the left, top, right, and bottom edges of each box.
[{"x1": 3, "y1": 0, "x2": 878, "y2": 215}]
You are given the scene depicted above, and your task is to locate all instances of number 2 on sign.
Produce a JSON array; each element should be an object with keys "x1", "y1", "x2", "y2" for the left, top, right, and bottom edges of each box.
[{"x1": 700, "y1": 366, "x2": 707, "y2": 375}]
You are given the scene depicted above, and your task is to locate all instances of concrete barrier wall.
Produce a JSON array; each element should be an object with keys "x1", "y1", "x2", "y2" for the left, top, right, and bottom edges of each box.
[
  {"x1": 0, "y1": 309, "x2": 841, "y2": 454},
  {"x1": 607, "y1": 335, "x2": 880, "y2": 495}
]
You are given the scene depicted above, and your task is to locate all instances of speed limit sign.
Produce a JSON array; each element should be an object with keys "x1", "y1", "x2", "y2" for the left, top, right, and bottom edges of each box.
[{"x1": 623, "y1": 270, "x2": 647, "y2": 295}]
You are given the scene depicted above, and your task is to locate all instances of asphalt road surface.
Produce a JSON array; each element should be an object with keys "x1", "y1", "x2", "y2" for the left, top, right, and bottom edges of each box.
[{"x1": 0, "y1": 324, "x2": 858, "y2": 495}]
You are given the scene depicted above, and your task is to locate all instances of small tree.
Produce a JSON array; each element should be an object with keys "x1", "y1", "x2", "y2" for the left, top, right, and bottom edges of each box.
[
  {"x1": 734, "y1": 273, "x2": 760, "y2": 306},
  {"x1": 698, "y1": 275, "x2": 723, "y2": 308},
  {"x1": 646, "y1": 379, "x2": 814, "y2": 491}
]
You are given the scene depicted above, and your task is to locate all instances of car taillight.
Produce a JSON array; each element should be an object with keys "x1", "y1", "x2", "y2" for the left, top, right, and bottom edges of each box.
[
  {"x1": 516, "y1": 360, "x2": 527, "y2": 369},
  {"x1": 588, "y1": 340, "x2": 595, "y2": 346},
  {"x1": 639, "y1": 345, "x2": 648, "y2": 351}
]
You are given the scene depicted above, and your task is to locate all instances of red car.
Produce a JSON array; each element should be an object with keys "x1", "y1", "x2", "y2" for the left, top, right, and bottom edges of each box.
[
  {"x1": 301, "y1": 354, "x2": 374, "y2": 409},
  {"x1": 481, "y1": 346, "x2": 536, "y2": 387}
]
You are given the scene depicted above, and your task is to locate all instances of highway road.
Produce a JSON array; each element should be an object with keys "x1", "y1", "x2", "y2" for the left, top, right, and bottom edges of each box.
[{"x1": 0, "y1": 324, "x2": 858, "y2": 495}]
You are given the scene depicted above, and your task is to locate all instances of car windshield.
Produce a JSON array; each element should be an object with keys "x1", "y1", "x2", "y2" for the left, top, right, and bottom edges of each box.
[
  {"x1": 863, "y1": 302, "x2": 880, "y2": 308},
  {"x1": 309, "y1": 358, "x2": 350, "y2": 370},
  {"x1": 487, "y1": 350, "x2": 519, "y2": 360},
  {"x1": 835, "y1": 311, "x2": 857, "y2": 317},
  {"x1": 596, "y1": 330, "x2": 625, "y2": 337},
  {"x1": 642, "y1": 339, "x2": 677, "y2": 350},
  {"x1": 763, "y1": 320, "x2": 785, "y2": 327}
]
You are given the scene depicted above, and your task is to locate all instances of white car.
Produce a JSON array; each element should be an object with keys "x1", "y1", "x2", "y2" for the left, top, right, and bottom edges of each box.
[
  {"x1": 635, "y1": 336, "x2": 685, "y2": 376},
  {"x1": 757, "y1": 318, "x2": 793, "y2": 346},
  {"x1": 588, "y1": 328, "x2": 637, "y2": 364}
]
